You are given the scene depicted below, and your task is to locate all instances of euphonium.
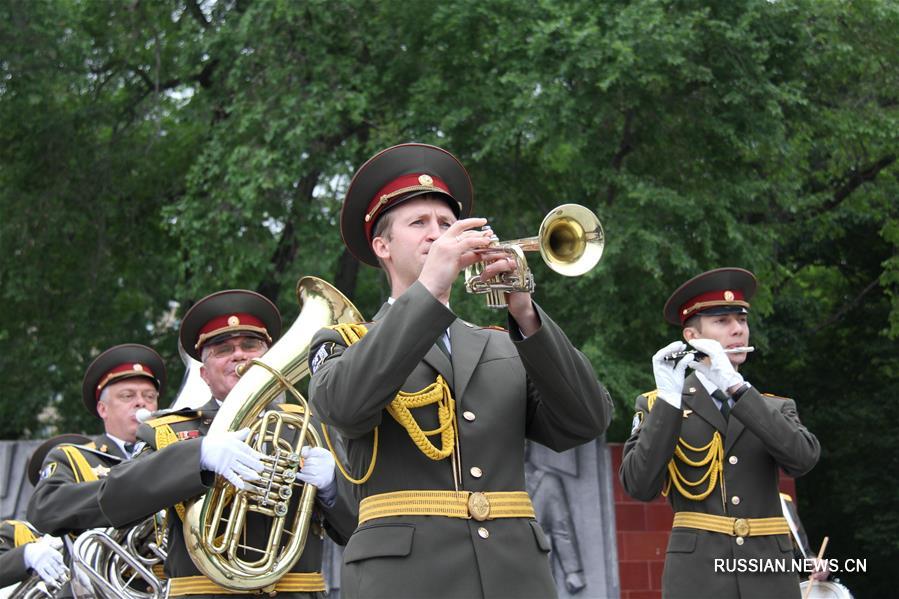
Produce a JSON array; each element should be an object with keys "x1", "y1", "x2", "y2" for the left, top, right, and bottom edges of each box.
[
  {"x1": 182, "y1": 276, "x2": 363, "y2": 593},
  {"x1": 464, "y1": 203, "x2": 604, "y2": 308}
]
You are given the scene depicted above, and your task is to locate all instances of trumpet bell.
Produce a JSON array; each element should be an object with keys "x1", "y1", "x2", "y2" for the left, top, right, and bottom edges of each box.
[{"x1": 538, "y1": 204, "x2": 604, "y2": 277}]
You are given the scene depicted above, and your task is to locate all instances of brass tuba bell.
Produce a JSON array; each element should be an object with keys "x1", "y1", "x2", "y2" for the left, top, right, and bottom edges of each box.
[
  {"x1": 182, "y1": 276, "x2": 363, "y2": 592},
  {"x1": 464, "y1": 203, "x2": 604, "y2": 308}
]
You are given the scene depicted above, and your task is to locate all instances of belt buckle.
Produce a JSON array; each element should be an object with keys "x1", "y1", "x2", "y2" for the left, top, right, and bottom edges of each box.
[
  {"x1": 733, "y1": 518, "x2": 750, "y2": 537},
  {"x1": 468, "y1": 492, "x2": 491, "y2": 521}
]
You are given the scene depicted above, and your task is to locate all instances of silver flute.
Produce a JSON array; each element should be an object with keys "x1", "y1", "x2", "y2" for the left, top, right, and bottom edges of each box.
[{"x1": 663, "y1": 346, "x2": 755, "y2": 362}]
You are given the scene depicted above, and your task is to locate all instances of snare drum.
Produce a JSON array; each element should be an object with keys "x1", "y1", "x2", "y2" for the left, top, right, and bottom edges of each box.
[{"x1": 799, "y1": 580, "x2": 854, "y2": 599}]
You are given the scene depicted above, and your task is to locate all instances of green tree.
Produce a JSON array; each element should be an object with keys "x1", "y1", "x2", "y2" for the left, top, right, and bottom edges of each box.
[{"x1": 1, "y1": 0, "x2": 896, "y2": 594}]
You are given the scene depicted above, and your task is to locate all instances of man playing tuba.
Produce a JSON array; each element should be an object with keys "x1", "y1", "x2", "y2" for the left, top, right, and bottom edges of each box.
[
  {"x1": 97, "y1": 289, "x2": 356, "y2": 599},
  {"x1": 307, "y1": 143, "x2": 613, "y2": 598}
]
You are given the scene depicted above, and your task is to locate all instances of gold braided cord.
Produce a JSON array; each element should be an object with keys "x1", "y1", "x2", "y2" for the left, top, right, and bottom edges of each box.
[
  {"x1": 387, "y1": 376, "x2": 456, "y2": 461},
  {"x1": 323, "y1": 323, "x2": 459, "y2": 484},
  {"x1": 328, "y1": 323, "x2": 369, "y2": 346},
  {"x1": 322, "y1": 423, "x2": 379, "y2": 485},
  {"x1": 662, "y1": 431, "x2": 724, "y2": 501}
]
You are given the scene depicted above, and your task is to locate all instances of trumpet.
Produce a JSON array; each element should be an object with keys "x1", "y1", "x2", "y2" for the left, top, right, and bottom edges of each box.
[
  {"x1": 464, "y1": 204, "x2": 604, "y2": 308},
  {"x1": 663, "y1": 346, "x2": 755, "y2": 362}
]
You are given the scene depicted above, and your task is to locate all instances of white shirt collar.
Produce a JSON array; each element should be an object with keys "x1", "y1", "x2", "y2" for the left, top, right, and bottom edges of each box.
[
  {"x1": 695, "y1": 371, "x2": 718, "y2": 395},
  {"x1": 105, "y1": 432, "x2": 143, "y2": 459},
  {"x1": 695, "y1": 371, "x2": 732, "y2": 409}
]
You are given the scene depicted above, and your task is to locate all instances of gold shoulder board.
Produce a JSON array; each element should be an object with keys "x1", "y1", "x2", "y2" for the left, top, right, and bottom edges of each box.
[{"x1": 146, "y1": 413, "x2": 200, "y2": 428}]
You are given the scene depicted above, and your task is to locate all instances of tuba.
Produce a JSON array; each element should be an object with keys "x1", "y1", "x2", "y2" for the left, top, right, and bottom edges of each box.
[
  {"x1": 69, "y1": 513, "x2": 168, "y2": 599},
  {"x1": 182, "y1": 276, "x2": 362, "y2": 592},
  {"x1": 464, "y1": 204, "x2": 604, "y2": 308},
  {"x1": 6, "y1": 579, "x2": 56, "y2": 599}
]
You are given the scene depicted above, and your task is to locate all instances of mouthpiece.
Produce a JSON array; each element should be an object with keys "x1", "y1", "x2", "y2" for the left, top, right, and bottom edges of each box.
[{"x1": 136, "y1": 408, "x2": 153, "y2": 423}]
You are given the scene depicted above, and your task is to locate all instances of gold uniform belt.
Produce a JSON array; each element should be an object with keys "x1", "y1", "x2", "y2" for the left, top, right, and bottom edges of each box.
[
  {"x1": 358, "y1": 490, "x2": 535, "y2": 525},
  {"x1": 168, "y1": 572, "x2": 326, "y2": 595},
  {"x1": 673, "y1": 512, "x2": 790, "y2": 537}
]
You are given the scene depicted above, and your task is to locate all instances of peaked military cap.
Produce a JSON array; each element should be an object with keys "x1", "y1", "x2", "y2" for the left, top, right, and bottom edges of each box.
[
  {"x1": 27, "y1": 433, "x2": 92, "y2": 486},
  {"x1": 341, "y1": 143, "x2": 474, "y2": 267},
  {"x1": 664, "y1": 267, "x2": 758, "y2": 326},
  {"x1": 82, "y1": 344, "x2": 167, "y2": 418},
  {"x1": 179, "y1": 289, "x2": 282, "y2": 361}
]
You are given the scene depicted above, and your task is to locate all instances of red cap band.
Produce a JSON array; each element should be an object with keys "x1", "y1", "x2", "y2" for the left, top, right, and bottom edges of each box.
[
  {"x1": 680, "y1": 289, "x2": 748, "y2": 324},
  {"x1": 363, "y1": 173, "x2": 453, "y2": 242},
  {"x1": 195, "y1": 312, "x2": 271, "y2": 350},
  {"x1": 96, "y1": 363, "x2": 157, "y2": 400}
]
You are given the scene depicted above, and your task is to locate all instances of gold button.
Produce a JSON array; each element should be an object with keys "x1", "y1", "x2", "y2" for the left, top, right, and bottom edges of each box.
[
  {"x1": 736, "y1": 536, "x2": 744, "y2": 545},
  {"x1": 731, "y1": 496, "x2": 740, "y2": 505},
  {"x1": 463, "y1": 411, "x2": 476, "y2": 422},
  {"x1": 478, "y1": 527, "x2": 489, "y2": 539},
  {"x1": 729, "y1": 455, "x2": 738, "y2": 465},
  {"x1": 470, "y1": 466, "x2": 483, "y2": 478}
]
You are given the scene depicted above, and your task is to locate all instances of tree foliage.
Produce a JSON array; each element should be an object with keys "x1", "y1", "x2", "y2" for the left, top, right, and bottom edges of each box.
[{"x1": 1, "y1": 0, "x2": 896, "y2": 594}]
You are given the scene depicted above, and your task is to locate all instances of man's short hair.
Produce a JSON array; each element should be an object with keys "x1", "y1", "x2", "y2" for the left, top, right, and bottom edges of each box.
[{"x1": 371, "y1": 210, "x2": 396, "y2": 274}]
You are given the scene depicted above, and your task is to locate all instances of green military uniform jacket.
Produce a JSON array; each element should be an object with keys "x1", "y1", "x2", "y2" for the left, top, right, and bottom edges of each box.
[
  {"x1": 27, "y1": 434, "x2": 126, "y2": 536},
  {"x1": 0, "y1": 520, "x2": 40, "y2": 587},
  {"x1": 96, "y1": 398, "x2": 357, "y2": 599},
  {"x1": 308, "y1": 281, "x2": 612, "y2": 599},
  {"x1": 620, "y1": 372, "x2": 820, "y2": 599}
]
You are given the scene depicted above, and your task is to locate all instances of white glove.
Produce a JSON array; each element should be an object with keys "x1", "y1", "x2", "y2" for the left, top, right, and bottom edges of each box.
[
  {"x1": 687, "y1": 338, "x2": 745, "y2": 392},
  {"x1": 298, "y1": 446, "x2": 337, "y2": 506},
  {"x1": 200, "y1": 428, "x2": 265, "y2": 491},
  {"x1": 24, "y1": 537, "x2": 69, "y2": 589},
  {"x1": 652, "y1": 341, "x2": 695, "y2": 409}
]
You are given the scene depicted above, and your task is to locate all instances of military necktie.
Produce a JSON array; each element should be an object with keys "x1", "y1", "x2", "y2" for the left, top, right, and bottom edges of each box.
[
  {"x1": 123, "y1": 442, "x2": 135, "y2": 457},
  {"x1": 712, "y1": 389, "x2": 731, "y2": 420},
  {"x1": 436, "y1": 332, "x2": 451, "y2": 359}
]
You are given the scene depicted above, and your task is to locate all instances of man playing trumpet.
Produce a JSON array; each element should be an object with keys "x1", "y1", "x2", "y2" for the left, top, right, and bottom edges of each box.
[
  {"x1": 307, "y1": 142, "x2": 612, "y2": 598},
  {"x1": 620, "y1": 267, "x2": 820, "y2": 598}
]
